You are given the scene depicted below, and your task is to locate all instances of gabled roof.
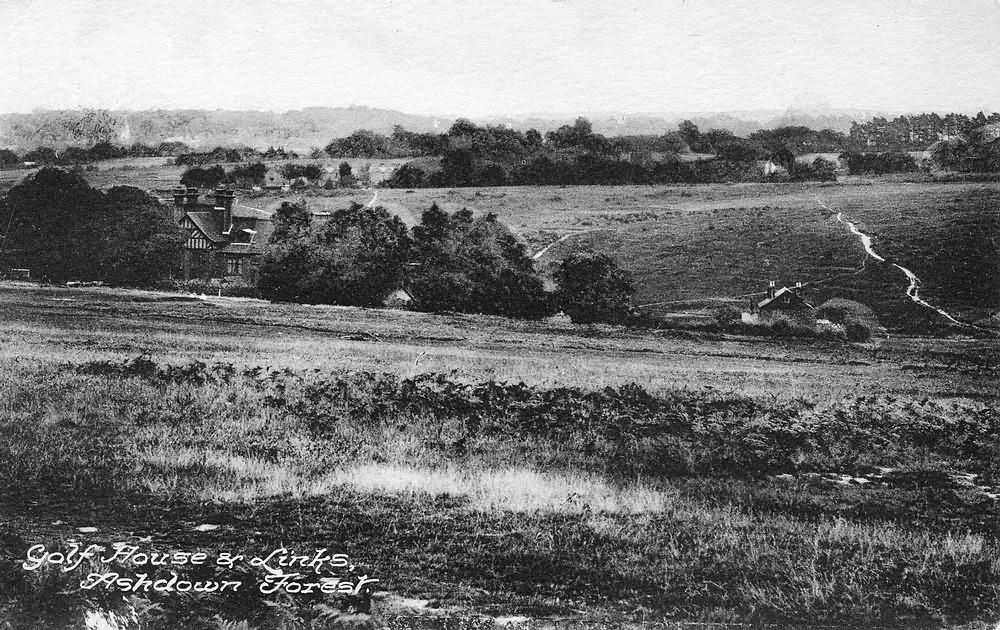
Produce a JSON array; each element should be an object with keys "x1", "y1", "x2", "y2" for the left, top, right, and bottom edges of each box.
[
  {"x1": 758, "y1": 286, "x2": 814, "y2": 310},
  {"x1": 184, "y1": 211, "x2": 227, "y2": 243}
]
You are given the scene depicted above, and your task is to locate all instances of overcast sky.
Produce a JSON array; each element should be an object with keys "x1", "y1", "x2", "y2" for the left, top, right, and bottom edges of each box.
[{"x1": 1, "y1": 0, "x2": 998, "y2": 116}]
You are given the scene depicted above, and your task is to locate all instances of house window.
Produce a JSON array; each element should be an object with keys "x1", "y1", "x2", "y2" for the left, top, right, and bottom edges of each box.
[{"x1": 226, "y1": 256, "x2": 242, "y2": 275}]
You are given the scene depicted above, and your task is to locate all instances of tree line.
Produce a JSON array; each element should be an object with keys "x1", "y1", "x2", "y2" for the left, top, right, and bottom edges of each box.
[
  {"x1": 259, "y1": 201, "x2": 635, "y2": 323},
  {"x1": 1, "y1": 168, "x2": 636, "y2": 324},
  {"x1": 849, "y1": 112, "x2": 1000, "y2": 151},
  {"x1": 373, "y1": 118, "x2": 845, "y2": 188}
]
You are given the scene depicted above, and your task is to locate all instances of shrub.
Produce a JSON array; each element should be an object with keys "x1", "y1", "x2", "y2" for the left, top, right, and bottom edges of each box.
[
  {"x1": 840, "y1": 151, "x2": 917, "y2": 175},
  {"x1": 409, "y1": 205, "x2": 550, "y2": 318},
  {"x1": 555, "y1": 252, "x2": 635, "y2": 324},
  {"x1": 818, "y1": 298, "x2": 880, "y2": 341},
  {"x1": 259, "y1": 203, "x2": 410, "y2": 307}
]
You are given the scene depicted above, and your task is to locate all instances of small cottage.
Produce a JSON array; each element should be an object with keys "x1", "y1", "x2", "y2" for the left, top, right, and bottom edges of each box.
[{"x1": 742, "y1": 281, "x2": 816, "y2": 326}]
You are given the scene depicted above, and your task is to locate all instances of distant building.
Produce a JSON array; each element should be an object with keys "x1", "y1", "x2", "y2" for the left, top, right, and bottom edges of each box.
[
  {"x1": 383, "y1": 288, "x2": 413, "y2": 308},
  {"x1": 368, "y1": 163, "x2": 397, "y2": 186},
  {"x1": 742, "y1": 281, "x2": 816, "y2": 326},
  {"x1": 172, "y1": 187, "x2": 272, "y2": 283},
  {"x1": 761, "y1": 160, "x2": 788, "y2": 176},
  {"x1": 263, "y1": 168, "x2": 287, "y2": 190}
]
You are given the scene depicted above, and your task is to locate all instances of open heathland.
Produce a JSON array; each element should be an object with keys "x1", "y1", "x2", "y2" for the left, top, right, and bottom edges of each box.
[{"x1": 1, "y1": 284, "x2": 998, "y2": 629}]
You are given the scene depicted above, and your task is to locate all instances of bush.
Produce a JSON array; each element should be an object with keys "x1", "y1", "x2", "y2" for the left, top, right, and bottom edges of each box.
[
  {"x1": 840, "y1": 151, "x2": 917, "y2": 175},
  {"x1": 408, "y1": 205, "x2": 550, "y2": 318},
  {"x1": 817, "y1": 298, "x2": 880, "y2": 342},
  {"x1": 555, "y1": 252, "x2": 635, "y2": 324},
  {"x1": 2, "y1": 169, "x2": 184, "y2": 285},
  {"x1": 259, "y1": 203, "x2": 410, "y2": 307}
]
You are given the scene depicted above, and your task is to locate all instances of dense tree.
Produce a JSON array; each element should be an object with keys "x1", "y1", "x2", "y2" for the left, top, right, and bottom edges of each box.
[
  {"x1": 555, "y1": 252, "x2": 635, "y2": 324},
  {"x1": 1, "y1": 168, "x2": 105, "y2": 281},
  {"x1": 22, "y1": 147, "x2": 57, "y2": 164},
  {"x1": 409, "y1": 205, "x2": 549, "y2": 317},
  {"x1": 677, "y1": 120, "x2": 703, "y2": 152},
  {"x1": 839, "y1": 151, "x2": 917, "y2": 175},
  {"x1": 715, "y1": 139, "x2": 760, "y2": 163},
  {"x1": 769, "y1": 147, "x2": 796, "y2": 172},
  {"x1": 280, "y1": 163, "x2": 324, "y2": 181},
  {"x1": 180, "y1": 165, "x2": 226, "y2": 188},
  {"x1": 259, "y1": 203, "x2": 410, "y2": 307},
  {"x1": 383, "y1": 163, "x2": 427, "y2": 188},
  {"x1": 325, "y1": 130, "x2": 392, "y2": 158},
  {"x1": 1, "y1": 168, "x2": 183, "y2": 284},
  {"x1": 227, "y1": 162, "x2": 267, "y2": 186},
  {"x1": 0, "y1": 149, "x2": 20, "y2": 167},
  {"x1": 269, "y1": 201, "x2": 313, "y2": 242},
  {"x1": 98, "y1": 186, "x2": 186, "y2": 285}
]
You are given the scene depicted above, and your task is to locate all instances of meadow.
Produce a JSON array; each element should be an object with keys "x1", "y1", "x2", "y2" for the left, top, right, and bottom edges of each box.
[{"x1": 1, "y1": 284, "x2": 998, "y2": 629}]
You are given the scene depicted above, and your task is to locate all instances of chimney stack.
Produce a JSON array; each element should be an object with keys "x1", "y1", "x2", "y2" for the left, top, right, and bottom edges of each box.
[
  {"x1": 795, "y1": 282, "x2": 803, "y2": 290},
  {"x1": 768, "y1": 280, "x2": 776, "y2": 299},
  {"x1": 185, "y1": 187, "x2": 199, "y2": 206},
  {"x1": 214, "y1": 188, "x2": 235, "y2": 234},
  {"x1": 173, "y1": 187, "x2": 186, "y2": 208}
]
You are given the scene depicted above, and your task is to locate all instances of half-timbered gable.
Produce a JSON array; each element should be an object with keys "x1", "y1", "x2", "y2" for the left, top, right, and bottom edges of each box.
[{"x1": 172, "y1": 187, "x2": 272, "y2": 283}]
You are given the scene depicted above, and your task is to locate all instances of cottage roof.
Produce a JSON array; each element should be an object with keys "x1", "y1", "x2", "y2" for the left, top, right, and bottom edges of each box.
[
  {"x1": 757, "y1": 286, "x2": 814, "y2": 311},
  {"x1": 184, "y1": 211, "x2": 227, "y2": 243}
]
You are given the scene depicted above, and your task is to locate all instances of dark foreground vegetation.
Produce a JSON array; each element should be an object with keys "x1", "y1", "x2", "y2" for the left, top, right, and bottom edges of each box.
[{"x1": 1, "y1": 355, "x2": 997, "y2": 628}]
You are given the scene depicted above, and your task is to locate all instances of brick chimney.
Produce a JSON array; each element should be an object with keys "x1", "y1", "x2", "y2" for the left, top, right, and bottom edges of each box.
[
  {"x1": 768, "y1": 280, "x2": 776, "y2": 299},
  {"x1": 172, "y1": 187, "x2": 187, "y2": 222},
  {"x1": 214, "y1": 188, "x2": 235, "y2": 234},
  {"x1": 185, "y1": 187, "x2": 199, "y2": 206}
]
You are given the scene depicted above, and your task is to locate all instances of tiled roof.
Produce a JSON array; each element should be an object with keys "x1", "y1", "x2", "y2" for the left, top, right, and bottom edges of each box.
[
  {"x1": 757, "y1": 287, "x2": 814, "y2": 310},
  {"x1": 184, "y1": 211, "x2": 227, "y2": 243}
]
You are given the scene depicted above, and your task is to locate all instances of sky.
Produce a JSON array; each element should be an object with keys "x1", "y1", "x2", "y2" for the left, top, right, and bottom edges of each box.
[{"x1": 1, "y1": 0, "x2": 998, "y2": 117}]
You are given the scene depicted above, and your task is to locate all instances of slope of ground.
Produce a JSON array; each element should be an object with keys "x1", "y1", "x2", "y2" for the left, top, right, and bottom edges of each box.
[
  {"x1": 0, "y1": 284, "x2": 997, "y2": 628},
  {"x1": 366, "y1": 182, "x2": 999, "y2": 329}
]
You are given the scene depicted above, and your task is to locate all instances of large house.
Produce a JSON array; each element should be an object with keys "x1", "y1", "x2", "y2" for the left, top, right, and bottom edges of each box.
[{"x1": 172, "y1": 187, "x2": 273, "y2": 283}]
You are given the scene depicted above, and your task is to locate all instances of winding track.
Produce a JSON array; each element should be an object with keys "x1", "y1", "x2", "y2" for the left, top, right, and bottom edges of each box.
[{"x1": 817, "y1": 197, "x2": 971, "y2": 327}]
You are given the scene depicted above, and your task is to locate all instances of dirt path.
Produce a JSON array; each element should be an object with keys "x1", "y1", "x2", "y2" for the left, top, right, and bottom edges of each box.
[
  {"x1": 817, "y1": 197, "x2": 973, "y2": 327},
  {"x1": 531, "y1": 229, "x2": 604, "y2": 261}
]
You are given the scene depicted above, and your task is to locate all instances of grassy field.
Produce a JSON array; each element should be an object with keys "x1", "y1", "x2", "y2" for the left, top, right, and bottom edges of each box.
[
  {"x1": 113, "y1": 176, "x2": 994, "y2": 331},
  {"x1": 5, "y1": 161, "x2": 996, "y2": 329},
  {"x1": 1, "y1": 283, "x2": 998, "y2": 629},
  {"x1": 361, "y1": 182, "x2": 999, "y2": 330}
]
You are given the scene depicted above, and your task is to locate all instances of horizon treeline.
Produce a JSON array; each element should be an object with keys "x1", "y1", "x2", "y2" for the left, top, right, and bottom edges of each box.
[{"x1": 3, "y1": 110, "x2": 997, "y2": 168}]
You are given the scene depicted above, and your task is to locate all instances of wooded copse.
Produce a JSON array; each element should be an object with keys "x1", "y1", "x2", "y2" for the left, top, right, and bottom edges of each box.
[
  {"x1": 259, "y1": 201, "x2": 635, "y2": 322},
  {"x1": 0, "y1": 168, "x2": 185, "y2": 284}
]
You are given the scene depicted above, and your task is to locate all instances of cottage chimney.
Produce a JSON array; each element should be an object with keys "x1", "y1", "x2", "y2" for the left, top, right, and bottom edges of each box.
[
  {"x1": 795, "y1": 282, "x2": 803, "y2": 290},
  {"x1": 185, "y1": 187, "x2": 199, "y2": 206},
  {"x1": 172, "y1": 187, "x2": 187, "y2": 222},
  {"x1": 214, "y1": 188, "x2": 235, "y2": 234},
  {"x1": 768, "y1": 280, "x2": 776, "y2": 299}
]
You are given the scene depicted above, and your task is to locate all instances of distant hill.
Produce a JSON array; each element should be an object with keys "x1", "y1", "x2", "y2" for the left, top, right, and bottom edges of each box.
[
  {"x1": 484, "y1": 107, "x2": 891, "y2": 137},
  {"x1": 0, "y1": 105, "x2": 894, "y2": 152},
  {"x1": 0, "y1": 107, "x2": 448, "y2": 152}
]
